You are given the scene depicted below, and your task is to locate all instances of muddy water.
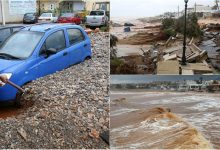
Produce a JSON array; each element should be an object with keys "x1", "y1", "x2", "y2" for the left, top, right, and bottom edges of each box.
[
  {"x1": 111, "y1": 91, "x2": 220, "y2": 149},
  {"x1": 0, "y1": 100, "x2": 34, "y2": 119},
  {"x1": 0, "y1": 107, "x2": 21, "y2": 119},
  {"x1": 117, "y1": 44, "x2": 151, "y2": 57}
]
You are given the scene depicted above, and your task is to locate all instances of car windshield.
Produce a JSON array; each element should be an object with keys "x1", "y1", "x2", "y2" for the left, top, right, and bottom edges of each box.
[
  {"x1": 0, "y1": 31, "x2": 44, "y2": 59},
  {"x1": 61, "y1": 13, "x2": 74, "y2": 17},
  {"x1": 41, "y1": 13, "x2": 51, "y2": 17},
  {"x1": 90, "y1": 11, "x2": 104, "y2": 16}
]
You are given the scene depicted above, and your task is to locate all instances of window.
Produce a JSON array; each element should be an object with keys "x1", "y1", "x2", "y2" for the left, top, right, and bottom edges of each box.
[
  {"x1": 67, "y1": 29, "x2": 85, "y2": 45},
  {"x1": 45, "y1": 30, "x2": 66, "y2": 51},
  {"x1": 90, "y1": 11, "x2": 104, "y2": 16},
  {"x1": 0, "y1": 31, "x2": 43, "y2": 58},
  {"x1": 50, "y1": 4, "x2": 54, "y2": 10},
  {"x1": 0, "y1": 28, "x2": 11, "y2": 43}
]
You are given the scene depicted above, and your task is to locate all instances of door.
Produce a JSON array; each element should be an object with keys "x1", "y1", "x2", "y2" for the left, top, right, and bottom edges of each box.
[
  {"x1": 66, "y1": 28, "x2": 86, "y2": 65},
  {"x1": 38, "y1": 30, "x2": 69, "y2": 77}
]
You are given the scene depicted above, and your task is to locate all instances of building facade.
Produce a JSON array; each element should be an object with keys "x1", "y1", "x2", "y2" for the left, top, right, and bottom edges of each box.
[{"x1": 37, "y1": 0, "x2": 85, "y2": 15}]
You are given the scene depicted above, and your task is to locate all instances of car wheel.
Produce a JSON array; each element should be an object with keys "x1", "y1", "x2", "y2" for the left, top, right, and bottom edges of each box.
[
  {"x1": 85, "y1": 56, "x2": 91, "y2": 61},
  {"x1": 14, "y1": 92, "x2": 24, "y2": 108}
]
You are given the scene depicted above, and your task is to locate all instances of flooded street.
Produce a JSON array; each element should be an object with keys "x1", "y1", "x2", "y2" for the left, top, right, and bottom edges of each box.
[{"x1": 111, "y1": 91, "x2": 220, "y2": 149}]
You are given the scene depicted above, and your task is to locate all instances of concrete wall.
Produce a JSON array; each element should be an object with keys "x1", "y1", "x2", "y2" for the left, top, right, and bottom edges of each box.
[
  {"x1": 86, "y1": 0, "x2": 110, "y2": 11},
  {"x1": 73, "y1": 2, "x2": 84, "y2": 11}
]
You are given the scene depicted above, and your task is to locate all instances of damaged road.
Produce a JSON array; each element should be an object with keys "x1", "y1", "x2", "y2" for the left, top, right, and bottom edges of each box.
[{"x1": 0, "y1": 33, "x2": 109, "y2": 149}]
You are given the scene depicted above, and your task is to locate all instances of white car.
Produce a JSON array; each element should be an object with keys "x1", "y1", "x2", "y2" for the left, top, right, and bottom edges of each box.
[
  {"x1": 86, "y1": 10, "x2": 108, "y2": 28},
  {"x1": 38, "y1": 13, "x2": 58, "y2": 23}
]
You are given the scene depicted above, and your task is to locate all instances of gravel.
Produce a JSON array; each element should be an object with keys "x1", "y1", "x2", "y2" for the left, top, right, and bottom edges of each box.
[{"x1": 0, "y1": 32, "x2": 110, "y2": 149}]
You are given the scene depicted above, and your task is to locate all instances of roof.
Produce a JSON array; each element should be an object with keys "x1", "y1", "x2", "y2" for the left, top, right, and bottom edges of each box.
[{"x1": 22, "y1": 23, "x2": 78, "y2": 32}]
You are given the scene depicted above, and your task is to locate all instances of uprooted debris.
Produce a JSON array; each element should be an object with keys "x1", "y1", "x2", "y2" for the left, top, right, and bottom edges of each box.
[
  {"x1": 111, "y1": 20, "x2": 219, "y2": 75},
  {"x1": 119, "y1": 26, "x2": 166, "y2": 45},
  {"x1": 156, "y1": 36, "x2": 213, "y2": 75},
  {"x1": 0, "y1": 33, "x2": 109, "y2": 149}
]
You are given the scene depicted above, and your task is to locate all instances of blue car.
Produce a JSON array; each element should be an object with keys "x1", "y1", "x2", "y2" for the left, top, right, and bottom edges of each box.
[{"x1": 0, "y1": 23, "x2": 92, "y2": 103}]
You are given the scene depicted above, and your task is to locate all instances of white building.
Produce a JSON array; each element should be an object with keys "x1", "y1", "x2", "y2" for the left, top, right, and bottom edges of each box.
[
  {"x1": 181, "y1": 4, "x2": 213, "y2": 18},
  {"x1": 0, "y1": 0, "x2": 36, "y2": 24}
]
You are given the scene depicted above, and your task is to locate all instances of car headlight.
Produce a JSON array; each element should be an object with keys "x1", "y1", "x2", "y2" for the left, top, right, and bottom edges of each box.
[{"x1": 0, "y1": 73, "x2": 12, "y2": 86}]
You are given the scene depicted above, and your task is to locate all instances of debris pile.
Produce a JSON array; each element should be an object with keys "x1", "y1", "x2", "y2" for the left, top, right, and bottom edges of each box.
[
  {"x1": 111, "y1": 19, "x2": 220, "y2": 75},
  {"x1": 199, "y1": 23, "x2": 220, "y2": 70}
]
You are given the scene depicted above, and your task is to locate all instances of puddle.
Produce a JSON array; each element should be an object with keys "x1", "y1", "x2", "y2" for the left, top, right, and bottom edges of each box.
[{"x1": 0, "y1": 100, "x2": 34, "y2": 119}]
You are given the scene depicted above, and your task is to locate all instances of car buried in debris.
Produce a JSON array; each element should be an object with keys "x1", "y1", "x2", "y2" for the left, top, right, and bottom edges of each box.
[
  {"x1": 85, "y1": 10, "x2": 108, "y2": 28},
  {"x1": 0, "y1": 23, "x2": 92, "y2": 103}
]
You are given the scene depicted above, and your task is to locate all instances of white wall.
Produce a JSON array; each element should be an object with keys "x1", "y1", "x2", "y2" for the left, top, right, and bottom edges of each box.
[
  {"x1": 0, "y1": 0, "x2": 37, "y2": 23},
  {"x1": 73, "y1": 2, "x2": 84, "y2": 11},
  {"x1": 0, "y1": 1, "x2": 2, "y2": 23}
]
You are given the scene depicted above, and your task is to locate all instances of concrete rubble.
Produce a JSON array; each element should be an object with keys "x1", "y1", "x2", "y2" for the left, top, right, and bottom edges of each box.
[
  {"x1": 0, "y1": 33, "x2": 109, "y2": 149},
  {"x1": 111, "y1": 19, "x2": 220, "y2": 75}
]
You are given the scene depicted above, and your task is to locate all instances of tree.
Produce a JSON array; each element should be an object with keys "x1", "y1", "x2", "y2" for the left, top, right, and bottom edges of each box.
[
  {"x1": 176, "y1": 13, "x2": 202, "y2": 38},
  {"x1": 110, "y1": 34, "x2": 118, "y2": 59},
  {"x1": 212, "y1": 0, "x2": 220, "y2": 10}
]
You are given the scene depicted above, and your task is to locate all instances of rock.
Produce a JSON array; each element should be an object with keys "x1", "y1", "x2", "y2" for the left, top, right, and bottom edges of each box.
[
  {"x1": 111, "y1": 22, "x2": 123, "y2": 27},
  {"x1": 99, "y1": 118, "x2": 105, "y2": 124},
  {"x1": 89, "y1": 129, "x2": 99, "y2": 139},
  {"x1": 202, "y1": 40, "x2": 216, "y2": 47},
  {"x1": 124, "y1": 27, "x2": 131, "y2": 32},
  {"x1": 124, "y1": 22, "x2": 135, "y2": 26},
  {"x1": 17, "y1": 128, "x2": 27, "y2": 141}
]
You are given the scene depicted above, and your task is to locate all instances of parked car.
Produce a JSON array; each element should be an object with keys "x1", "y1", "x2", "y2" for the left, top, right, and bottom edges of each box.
[
  {"x1": 23, "y1": 13, "x2": 38, "y2": 24},
  {"x1": 86, "y1": 10, "x2": 108, "y2": 28},
  {"x1": 57, "y1": 13, "x2": 81, "y2": 25},
  {"x1": 0, "y1": 25, "x2": 26, "y2": 45},
  {"x1": 38, "y1": 13, "x2": 58, "y2": 23},
  {"x1": 0, "y1": 24, "x2": 92, "y2": 104}
]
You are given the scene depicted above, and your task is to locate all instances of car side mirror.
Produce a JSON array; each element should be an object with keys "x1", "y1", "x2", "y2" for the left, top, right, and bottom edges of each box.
[{"x1": 45, "y1": 48, "x2": 57, "y2": 57}]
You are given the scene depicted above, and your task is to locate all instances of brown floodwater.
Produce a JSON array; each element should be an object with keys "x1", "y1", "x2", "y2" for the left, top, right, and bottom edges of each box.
[
  {"x1": 0, "y1": 100, "x2": 34, "y2": 119},
  {"x1": 111, "y1": 90, "x2": 220, "y2": 149}
]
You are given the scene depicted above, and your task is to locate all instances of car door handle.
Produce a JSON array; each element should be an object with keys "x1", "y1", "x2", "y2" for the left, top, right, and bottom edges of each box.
[
  {"x1": 63, "y1": 52, "x2": 68, "y2": 56},
  {"x1": 84, "y1": 44, "x2": 88, "y2": 47}
]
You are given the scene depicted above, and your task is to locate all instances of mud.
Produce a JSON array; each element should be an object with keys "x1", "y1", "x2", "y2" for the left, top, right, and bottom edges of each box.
[
  {"x1": 111, "y1": 91, "x2": 220, "y2": 149},
  {"x1": 0, "y1": 100, "x2": 34, "y2": 119}
]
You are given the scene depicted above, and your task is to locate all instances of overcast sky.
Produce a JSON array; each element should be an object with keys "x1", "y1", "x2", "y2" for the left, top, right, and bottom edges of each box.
[{"x1": 111, "y1": 0, "x2": 215, "y2": 18}]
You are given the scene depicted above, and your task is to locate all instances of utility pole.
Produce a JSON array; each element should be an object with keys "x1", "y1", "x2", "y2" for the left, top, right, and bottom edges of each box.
[
  {"x1": 215, "y1": 0, "x2": 219, "y2": 10},
  {"x1": 0, "y1": 0, "x2": 5, "y2": 25},
  {"x1": 178, "y1": 5, "x2": 180, "y2": 17},
  {"x1": 195, "y1": 2, "x2": 197, "y2": 13},
  {"x1": 182, "y1": 0, "x2": 189, "y2": 66},
  {"x1": 38, "y1": 0, "x2": 41, "y2": 15}
]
